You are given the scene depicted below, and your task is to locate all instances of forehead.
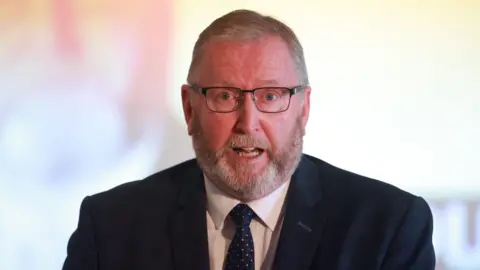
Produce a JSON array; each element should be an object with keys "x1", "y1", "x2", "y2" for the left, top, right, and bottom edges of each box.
[{"x1": 195, "y1": 35, "x2": 299, "y2": 87}]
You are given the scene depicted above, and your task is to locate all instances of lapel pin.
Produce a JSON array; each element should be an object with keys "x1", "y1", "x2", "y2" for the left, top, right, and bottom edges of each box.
[{"x1": 297, "y1": 221, "x2": 312, "y2": 232}]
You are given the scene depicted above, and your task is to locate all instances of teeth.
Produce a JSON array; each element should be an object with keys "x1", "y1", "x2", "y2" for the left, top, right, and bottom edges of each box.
[
  {"x1": 237, "y1": 150, "x2": 261, "y2": 157},
  {"x1": 232, "y1": 147, "x2": 263, "y2": 157}
]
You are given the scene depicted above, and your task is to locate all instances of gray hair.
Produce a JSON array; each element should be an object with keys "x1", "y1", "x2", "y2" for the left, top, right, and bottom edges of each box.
[{"x1": 186, "y1": 9, "x2": 309, "y2": 86}]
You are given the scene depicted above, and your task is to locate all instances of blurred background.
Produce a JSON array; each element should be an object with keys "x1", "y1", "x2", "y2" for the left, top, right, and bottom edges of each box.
[{"x1": 0, "y1": 0, "x2": 478, "y2": 269}]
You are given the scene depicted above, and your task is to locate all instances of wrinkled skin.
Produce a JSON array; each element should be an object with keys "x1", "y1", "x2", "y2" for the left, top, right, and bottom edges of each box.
[{"x1": 181, "y1": 35, "x2": 311, "y2": 201}]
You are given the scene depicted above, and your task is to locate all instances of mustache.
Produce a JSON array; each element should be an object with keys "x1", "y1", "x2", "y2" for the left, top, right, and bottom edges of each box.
[{"x1": 227, "y1": 135, "x2": 269, "y2": 149}]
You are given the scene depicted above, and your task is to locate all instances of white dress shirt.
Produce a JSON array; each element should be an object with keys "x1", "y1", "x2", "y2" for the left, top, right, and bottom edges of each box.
[{"x1": 204, "y1": 177, "x2": 290, "y2": 270}]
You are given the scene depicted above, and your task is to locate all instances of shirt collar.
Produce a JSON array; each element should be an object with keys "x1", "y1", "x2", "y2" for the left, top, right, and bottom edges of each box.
[{"x1": 204, "y1": 176, "x2": 290, "y2": 231}]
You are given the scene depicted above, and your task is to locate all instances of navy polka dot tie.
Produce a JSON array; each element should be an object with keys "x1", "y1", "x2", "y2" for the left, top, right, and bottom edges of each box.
[{"x1": 224, "y1": 204, "x2": 256, "y2": 270}]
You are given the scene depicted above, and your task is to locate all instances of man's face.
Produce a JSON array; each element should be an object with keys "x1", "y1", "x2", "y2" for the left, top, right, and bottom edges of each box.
[{"x1": 182, "y1": 35, "x2": 311, "y2": 201}]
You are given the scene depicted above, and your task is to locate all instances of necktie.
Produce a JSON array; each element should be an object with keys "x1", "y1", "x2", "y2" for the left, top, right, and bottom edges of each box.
[{"x1": 224, "y1": 203, "x2": 256, "y2": 270}]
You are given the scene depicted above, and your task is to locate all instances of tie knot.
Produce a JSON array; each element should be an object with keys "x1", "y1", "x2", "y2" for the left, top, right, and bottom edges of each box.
[{"x1": 228, "y1": 204, "x2": 256, "y2": 227}]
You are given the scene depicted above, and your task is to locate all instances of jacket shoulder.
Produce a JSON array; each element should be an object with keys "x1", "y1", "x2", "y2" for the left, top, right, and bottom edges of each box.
[
  {"x1": 85, "y1": 158, "x2": 199, "y2": 210},
  {"x1": 303, "y1": 154, "x2": 420, "y2": 209},
  {"x1": 302, "y1": 155, "x2": 435, "y2": 268}
]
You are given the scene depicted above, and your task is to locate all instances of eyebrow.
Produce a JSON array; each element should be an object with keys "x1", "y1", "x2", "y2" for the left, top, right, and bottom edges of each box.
[
  {"x1": 220, "y1": 80, "x2": 235, "y2": 86},
  {"x1": 218, "y1": 79, "x2": 280, "y2": 87},
  {"x1": 257, "y1": 79, "x2": 279, "y2": 86}
]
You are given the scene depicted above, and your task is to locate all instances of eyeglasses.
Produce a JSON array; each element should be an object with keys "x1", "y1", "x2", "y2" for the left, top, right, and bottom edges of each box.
[{"x1": 189, "y1": 84, "x2": 305, "y2": 113}]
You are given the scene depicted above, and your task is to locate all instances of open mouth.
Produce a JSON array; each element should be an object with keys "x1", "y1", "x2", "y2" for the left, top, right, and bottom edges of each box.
[{"x1": 232, "y1": 147, "x2": 264, "y2": 157}]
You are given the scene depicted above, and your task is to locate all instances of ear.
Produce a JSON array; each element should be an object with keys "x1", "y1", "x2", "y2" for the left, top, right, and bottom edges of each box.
[
  {"x1": 181, "y1": 84, "x2": 195, "y2": 135},
  {"x1": 300, "y1": 86, "x2": 311, "y2": 133}
]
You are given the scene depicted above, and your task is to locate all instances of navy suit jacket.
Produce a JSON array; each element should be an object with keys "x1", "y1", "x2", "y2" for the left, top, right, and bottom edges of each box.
[{"x1": 62, "y1": 154, "x2": 436, "y2": 270}]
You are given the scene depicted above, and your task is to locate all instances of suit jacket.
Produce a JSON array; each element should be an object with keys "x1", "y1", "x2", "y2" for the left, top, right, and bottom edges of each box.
[{"x1": 62, "y1": 154, "x2": 436, "y2": 270}]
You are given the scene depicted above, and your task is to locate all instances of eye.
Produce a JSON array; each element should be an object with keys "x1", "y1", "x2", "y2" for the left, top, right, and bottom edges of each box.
[
  {"x1": 257, "y1": 88, "x2": 286, "y2": 102},
  {"x1": 208, "y1": 88, "x2": 238, "y2": 102},
  {"x1": 219, "y1": 91, "x2": 232, "y2": 100},
  {"x1": 265, "y1": 92, "x2": 278, "y2": 101}
]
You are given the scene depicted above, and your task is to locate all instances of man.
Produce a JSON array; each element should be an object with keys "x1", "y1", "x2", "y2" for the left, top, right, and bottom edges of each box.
[{"x1": 63, "y1": 9, "x2": 435, "y2": 270}]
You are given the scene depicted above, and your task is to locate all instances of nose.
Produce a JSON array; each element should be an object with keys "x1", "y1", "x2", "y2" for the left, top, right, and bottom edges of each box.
[{"x1": 234, "y1": 93, "x2": 261, "y2": 134}]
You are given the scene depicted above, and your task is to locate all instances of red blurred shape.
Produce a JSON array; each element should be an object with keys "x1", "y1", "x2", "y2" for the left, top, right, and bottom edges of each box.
[{"x1": 52, "y1": 0, "x2": 82, "y2": 57}]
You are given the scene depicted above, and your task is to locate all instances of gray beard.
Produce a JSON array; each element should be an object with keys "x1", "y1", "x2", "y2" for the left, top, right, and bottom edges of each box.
[{"x1": 191, "y1": 116, "x2": 304, "y2": 201}]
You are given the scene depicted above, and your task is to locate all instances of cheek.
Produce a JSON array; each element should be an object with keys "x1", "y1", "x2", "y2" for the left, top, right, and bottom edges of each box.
[
  {"x1": 260, "y1": 116, "x2": 286, "y2": 146},
  {"x1": 199, "y1": 113, "x2": 235, "y2": 149},
  {"x1": 261, "y1": 114, "x2": 298, "y2": 149}
]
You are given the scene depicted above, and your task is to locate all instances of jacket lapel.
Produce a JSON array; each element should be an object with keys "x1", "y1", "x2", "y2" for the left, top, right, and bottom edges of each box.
[
  {"x1": 273, "y1": 155, "x2": 327, "y2": 270},
  {"x1": 169, "y1": 164, "x2": 210, "y2": 270}
]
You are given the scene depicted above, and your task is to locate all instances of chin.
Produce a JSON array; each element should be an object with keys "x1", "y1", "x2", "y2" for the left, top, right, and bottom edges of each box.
[{"x1": 216, "y1": 162, "x2": 279, "y2": 200}]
